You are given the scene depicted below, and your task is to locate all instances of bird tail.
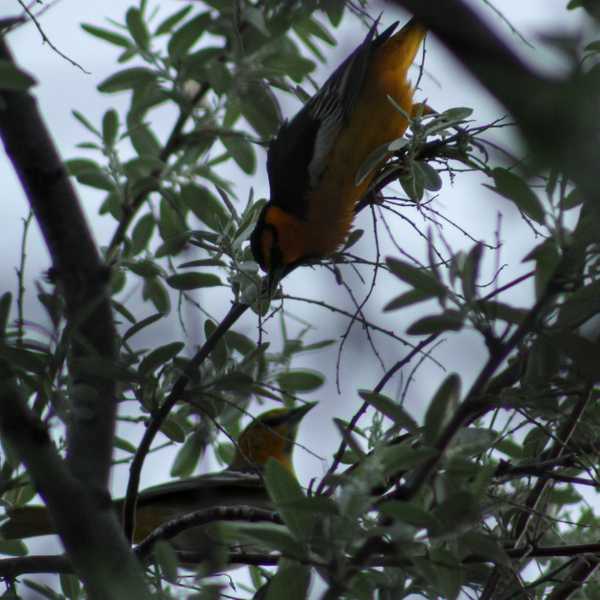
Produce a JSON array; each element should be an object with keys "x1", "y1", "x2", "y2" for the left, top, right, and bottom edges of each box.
[
  {"x1": 379, "y1": 19, "x2": 426, "y2": 75},
  {"x1": 1, "y1": 506, "x2": 54, "y2": 539}
]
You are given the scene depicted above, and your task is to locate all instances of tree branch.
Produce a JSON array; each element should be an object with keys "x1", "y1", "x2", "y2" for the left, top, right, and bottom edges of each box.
[
  {"x1": 0, "y1": 36, "x2": 117, "y2": 492},
  {"x1": 391, "y1": 0, "x2": 600, "y2": 209},
  {"x1": 123, "y1": 300, "x2": 249, "y2": 542},
  {"x1": 135, "y1": 505, "x2": 282, "y2": 561},
  {"x1": 0, "y1": 377, "x2": 147, "y2": 599}
]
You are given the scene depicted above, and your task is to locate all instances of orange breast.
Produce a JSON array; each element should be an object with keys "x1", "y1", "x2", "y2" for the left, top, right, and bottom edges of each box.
[{"x1": 279, "y1": 25, "x2": 425, "y2": 266}]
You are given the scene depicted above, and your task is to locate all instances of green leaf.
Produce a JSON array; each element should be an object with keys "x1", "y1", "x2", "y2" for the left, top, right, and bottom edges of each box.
[
  {"x1": 557, "y1": 279, "x2": 600, "y2": 328},
  {"x1": 551, "y1": 331, "x2": 600, "y2": 382},
  {"x1": 486, "y1": 168, "x2": 545, "y2": 224},
  {"x1": 59, "y1": 574, "x2": 80, "y2": 600},
  {"x1": 448, "y1": 428, "x2": 497, "y2": 458},
  {"x1": 424, "y1": 374, "x2": 461, "y2": 446},
  {"x1": 423, "y1": 107, "x2": 473, "y2": 135},
  {"x1": 0, "y1": 345, "x2": 47, "y2": 375},
  {"x1": 265, "y1": 561, "x2": 311, "y2": 600},
  {"x1": 384, "y1": 288, "x2": 433, "y2": 311},
  {"x1": 160, "y1": 417, "x2": 186, "y2": 443},
  {"x1": 461, "y1": 243, "x2": 483, "y2": 302},
  {"x1": 0, "y1": 292, "x2": 11, "y2": 334},
  {"x1": 378, "y1": 445, "x2": 438, "y2": 474},
  {"x1": 98, "y1": 67, "x2": 155, "y2": 93},
  {"x1": 399, "y1": 161, "x2": 425, "y2": 201},
  {"x1": 323, "y1": 0, "x2": 345, "y2": 26},
  {"x1": 561, "y1": 187, "x2": 582, "y2": 210},
  {"x1": 386, "y1": 257, "x2": 446, "y2": 298},
  {"x1": 407, "y1": 310, "x2": 464, "y2": 335},
  {"x1": 180, "y1": 184, "x2": 229, "y2": 231},
  {"x1": 72, "y1": 110, "x2": 100, "y2": 136},
  {"x1": 421, "y1": 548, "x2": 462, "y2": 600},
  {"x1": 114, "y1": 436, "x2": 137, "y2": 454},
  {"x1": 524, "y1": 237, "x2": 561, "y2": 298},
  {"x1": 264, "y1": 51, "x2": 315, "y2": 83},
  {"x1": 139, "y1": 341, "x2": 184, "y2": 375},
  {"x1": 264, "y1": 460, "x2": 310, "y2": 542},
  {"x1": 459, "y1": 532, "x2": 510, "y2": 566},
  {"x1": 358, "y1": 390, "x2": 417, "y2": 432},
  {"x1": 155, "y1": 5, "x2": 193, "y2": 35},
  {"x1": 153, "y1": 540, "x2": 179, "y2": 582},
  {"x1": 131, "y1": 213, "x2": 155, "y2": 255},
  {"x1": 276, "y1": 369, "x2": 324, "y2": 392},
  {"x1": 430, "y1": 491, "x2": 481, "y2": 538},
  {"x1": 477, "y1": 300, "x2": 526, "y2": 325},
  {"x1": 294, "y1": 16, "x2": 336, "y2": 46},
  {"x1": 168, "y1": 12, "x2": 212, "y2": 59},
  {"x1": 204, "y1": 319, "x2": 228, "y2": 370},
  {"x1": 142, "y1": 277, "x2": 171, "y2": 313},
  {"x1": 380, "y1": 500, "x2": 441, "y2": 530},
  {"x1": 0, "y1": 539, "x2": 28, "y2": 556},
  {"x1": 123, "y1": 312, "x2": 163, "y2": 341},
  {"x1": 128, "y1": 120, "x2": 161, "y2": 157},
  {"x1": 77, "y1": 171, "x2": 114, "y2": 191},
  {"x1": 170, "y1": 430, "x2": 205, "y2": 477},
  {"x1": 234, "y1": 522, "x2": 306, "y2": 557},
  {"x1": 222, "y1": 134, "x2": 256, "y2": 174},
  {"x1": 114, "y1": 298, "x2": 134, "y2": 323},
  {"x1": 440, "y1": 106, "x2": 473, "y2": 123},
  {"x1": 166, "y1": 272, "x2": 222, "y2": 290},
  {"x1": 239, "y1": 81, "x2": 281, "y2": 138},
  {"x1": 126, "y1": 8, "x2": 149, "y2": 50},
  {"x1": 354, "y1": 139, "x2": 392, "y2": 186},
  {"x1": 0, "y1": 60, "x2": 36, "y2": 90},
  {"x1": 415, "y1": 161, "x2": 442, "y2": 192},
  {"x1": 126, "y1": 259, "x2": 162, "y2": 278},
  {"x1": 81, "y1": 23, "x2": 132, "y2": 48},
  {"x1": 64, "y1": 158, "x2": 102, "y2": 177},
  {"x1": 102, "y1": 109, "x2": 119, "y2": 147}
]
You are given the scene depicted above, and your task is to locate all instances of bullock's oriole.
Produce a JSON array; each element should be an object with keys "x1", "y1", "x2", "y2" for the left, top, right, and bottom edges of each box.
[
  {"x1": 250, "y1": 19, "x2": 426, "y2": 281},
  {"x1": 0, "y1": 404, "x2": 315, "y2": 551}
]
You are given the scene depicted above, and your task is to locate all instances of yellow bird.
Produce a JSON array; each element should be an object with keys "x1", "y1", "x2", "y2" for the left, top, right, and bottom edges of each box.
[
  {"x1": 1, "y1": 404, "x2": 315, "y2": 556},
  {"x1": 250, "y1": 19, "x2": 426, "y2": 280}
]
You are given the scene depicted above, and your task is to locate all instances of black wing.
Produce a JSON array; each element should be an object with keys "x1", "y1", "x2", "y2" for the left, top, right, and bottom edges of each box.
[{"x1": 266, "y1": 20, "x2": 398, "y2": 220}]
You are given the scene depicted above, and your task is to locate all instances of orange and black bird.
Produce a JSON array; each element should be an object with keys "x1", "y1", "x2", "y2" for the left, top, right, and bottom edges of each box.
[{"x1": 250, "y1": 19, "x2": 426, "y2": 282}]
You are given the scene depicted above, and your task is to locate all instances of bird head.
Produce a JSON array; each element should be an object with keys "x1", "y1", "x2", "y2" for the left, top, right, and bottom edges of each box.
[
  {"x1": 228, "y1": 403, "x2": 316, "y2": 475},
  {"x1": 250, "y1": 205, "x2": 307, "y2": 290}
]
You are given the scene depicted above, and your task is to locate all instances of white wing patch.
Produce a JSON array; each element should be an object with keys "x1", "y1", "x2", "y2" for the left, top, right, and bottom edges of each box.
[{"x1": 307, "y1": 92, "x2": 344, "y2": 186}]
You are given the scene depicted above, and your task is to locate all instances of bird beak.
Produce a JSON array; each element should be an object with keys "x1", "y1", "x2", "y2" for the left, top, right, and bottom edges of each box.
[
  {"x1": 266, "y1": 266, "x2": 285, "y2": 296},
  {"x1": 286, "y1": 401, "x2": 317, "y2": 425}
]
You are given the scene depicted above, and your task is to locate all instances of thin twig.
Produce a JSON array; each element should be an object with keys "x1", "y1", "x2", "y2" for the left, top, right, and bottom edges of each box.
[
  {"x1": 15, "y1": 0, "x2": 89, "y2": 73},
  {"x1": 123, "y1": 301, "x2": 248, "y2": 542}
]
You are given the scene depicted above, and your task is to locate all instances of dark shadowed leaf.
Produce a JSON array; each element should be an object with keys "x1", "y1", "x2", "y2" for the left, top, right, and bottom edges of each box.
[
  {"x1": 407, "y1": 310, "x2": 464, "y2": 335},
  {"x1": 98, "y1": 67, "x2": 155, "y2": 93},
  {"x1": 166, "y1": 273, "x2": 222, "y2": 290},
  {"x1": 486, "y1": 168, "x2": 545, "y2": 224},
  {"x1": 424, "y1": 374, "x2": 461, "y2": 445},
  {"x1": 81, "y1": 23, "x2": 132, "y2": 48},
  {"x1": 386, "y1": 257, "x2": 446, "y2": 298},
  {"x1": 139, "y1": 341, "x2": 184, "y2": 375},
  {"x1": 265, "y1": 561, "x2": 311, "y2": 600},
  {"x1": 264, "y1": 460, "x2": 311, "y2": 542},
  {"x1": 0, "y1": 60, "x2": 36, "y2": 90},
  {"x1": 276, "y1": 370, "x2": 324, "y2": 392}
]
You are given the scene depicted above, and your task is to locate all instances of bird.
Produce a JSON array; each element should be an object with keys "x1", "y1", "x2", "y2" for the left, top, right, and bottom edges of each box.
[
  {"x1": 0, "y1": 404, "x2": 315, "y2": 557},
  {"x1": 250, "y1": 18, "x2": 426, "y2": 283}
]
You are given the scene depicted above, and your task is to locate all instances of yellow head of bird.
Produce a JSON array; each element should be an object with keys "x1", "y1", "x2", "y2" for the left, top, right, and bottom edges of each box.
[{"x1": 228, "y1": 403, "x2": 316, "y2": 475}]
